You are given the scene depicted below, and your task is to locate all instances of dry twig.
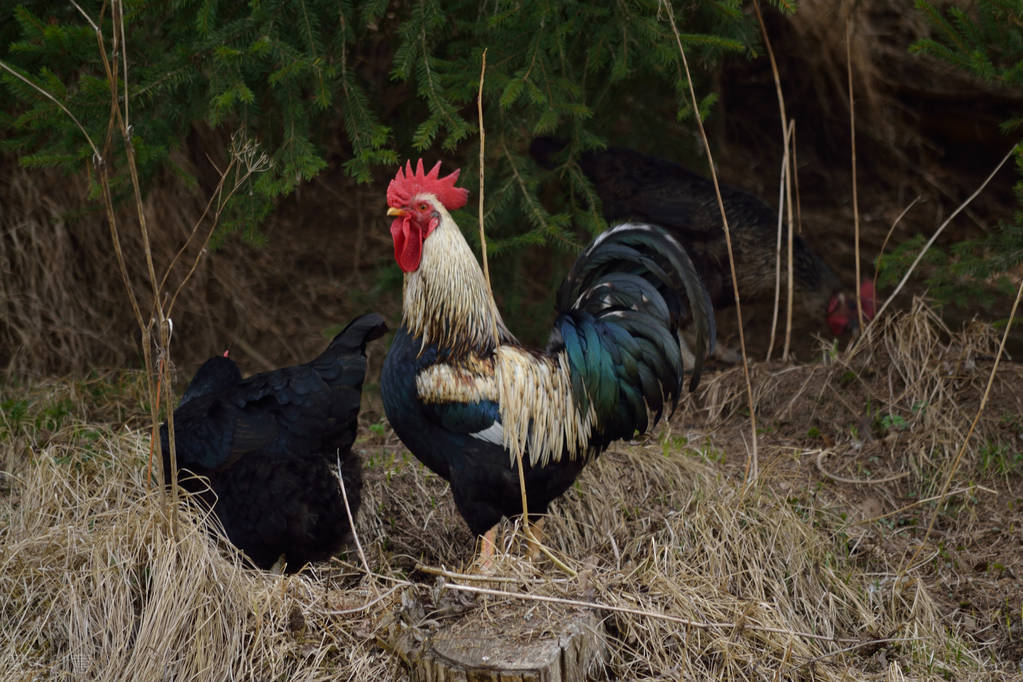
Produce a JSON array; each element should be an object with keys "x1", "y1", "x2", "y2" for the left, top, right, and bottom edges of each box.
[{"x1": 660, "y1": 0, "x2": 758, "y2": 485}]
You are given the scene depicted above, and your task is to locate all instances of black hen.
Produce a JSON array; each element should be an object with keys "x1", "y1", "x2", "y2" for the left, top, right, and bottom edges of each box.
[
  {"x1": 530, "y1": 138, "x2": 875, "y2": 339},
  {"x1": 160, "y1": 313, "x2": 387, "y2": 571}
]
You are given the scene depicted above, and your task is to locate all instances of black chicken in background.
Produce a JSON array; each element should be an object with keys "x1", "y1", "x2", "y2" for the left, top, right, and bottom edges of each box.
[
  {"x1": 530, "y1": 138, "x2": 876, "y2": 358},
  {"x1": 159, "y1": 313, "x2": 387, "y2": 572}
]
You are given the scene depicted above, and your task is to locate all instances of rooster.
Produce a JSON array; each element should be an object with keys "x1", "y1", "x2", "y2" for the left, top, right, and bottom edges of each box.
[
  {"x1": 380, "y1": 160, "x2": 714, "y2": 563},
  {"x1": 160, "y1": 313, "x2": 387, "y2": 572},
  {"x1": 530, "y1": 138, "x2": 877, "y2": 347}
]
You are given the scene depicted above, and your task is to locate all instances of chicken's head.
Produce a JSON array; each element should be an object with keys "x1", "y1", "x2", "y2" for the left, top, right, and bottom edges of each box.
[
  {"x1": 826, "y1": 279, "x2": 877, "y2": 336},
  {"x1": 386, "y1": 160, "x2": 469, "y2": 273}
]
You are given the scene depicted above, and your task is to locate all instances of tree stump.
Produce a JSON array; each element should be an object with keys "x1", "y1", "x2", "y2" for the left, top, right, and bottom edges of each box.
[{"x1": 386, "y1": 592, "x2": 607, "y2": 681}]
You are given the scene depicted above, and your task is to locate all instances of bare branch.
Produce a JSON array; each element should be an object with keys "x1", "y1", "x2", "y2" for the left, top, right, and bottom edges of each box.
[{"x1": 0, "y1": 59, "x2": 101, "y2": 163}]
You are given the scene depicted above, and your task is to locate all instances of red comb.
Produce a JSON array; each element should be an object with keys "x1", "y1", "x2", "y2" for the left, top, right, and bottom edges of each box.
[
  {"x1": 387, "y1": 159, "x2": 469, "y2": 212},
  {"x1": 222, "y1": 349, "x2": 230, "y2": 358}
]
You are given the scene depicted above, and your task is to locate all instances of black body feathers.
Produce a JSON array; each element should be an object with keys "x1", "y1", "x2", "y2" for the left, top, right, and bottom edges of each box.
[{"x1": 160, "y1": 313, "x2": 387, "y2": 571}]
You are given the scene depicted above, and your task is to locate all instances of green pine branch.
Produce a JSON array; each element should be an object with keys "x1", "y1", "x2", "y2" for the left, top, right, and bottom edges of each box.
[
  {"x1": 2, "y1": 0, "x2": 755, "y2": 250},
  {"x1": 884, "y1": 3, "x2": 1023, "y2": 312}
]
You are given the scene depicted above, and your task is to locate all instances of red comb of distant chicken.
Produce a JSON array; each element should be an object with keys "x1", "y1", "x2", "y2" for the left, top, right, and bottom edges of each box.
[
  {"x1": 387, "y1": 160, "x2": 469, "y2": 212},
  {"x1": 826, "y1": 279, "x2": 878, "y2": 336},
  {"x1": 860, "y1": 279, "x2": 877, "y2": 320}
]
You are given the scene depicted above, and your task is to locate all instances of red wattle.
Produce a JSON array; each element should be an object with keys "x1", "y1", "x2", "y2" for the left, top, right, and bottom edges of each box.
[
  {"x1": 860, "y1": 279, "x2": 877, "y2": 319},
  {"x1": 391, "y1": 216, "x2": 423, "y2": 273},
  {"x1": 826, "y1": 294, "x2": 849, "y2": 337}
]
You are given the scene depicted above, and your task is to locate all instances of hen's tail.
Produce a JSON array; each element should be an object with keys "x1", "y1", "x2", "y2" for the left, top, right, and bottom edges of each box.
[
  {"x1": 311, "y1": 313, "x2": 389, "y2": 387},
  {"x1": 550, "y1": 223, "x2": 715, "y2": 449}
]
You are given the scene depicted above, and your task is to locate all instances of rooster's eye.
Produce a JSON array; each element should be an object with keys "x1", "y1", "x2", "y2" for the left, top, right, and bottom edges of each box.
[{"x1": 418, "y1": 202, "x2": 430, "y2": 212}]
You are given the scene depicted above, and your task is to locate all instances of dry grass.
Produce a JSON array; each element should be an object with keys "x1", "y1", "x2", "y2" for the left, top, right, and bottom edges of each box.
[
  {"x1": 2, "y1": 302, "x2": 1019, "y2": 679},
  {"x1": 0, "y1": 376, "x2": 399, "y2": 680},
  {"x1": 700, "y1": 297, "x2": 1016, "y2": 497},
  {"x1": 0, "y1": 150, "x2": 399, "y2": 381},
  {"x1": 0, "y1": 164, "x2": 122, "y2": 375},
  {"x1": 381, "y1": 433, "x2": 982, "y2": 678},
  {"x1": 693, "y1": 300, "x2": 1023, "y2": 672}
]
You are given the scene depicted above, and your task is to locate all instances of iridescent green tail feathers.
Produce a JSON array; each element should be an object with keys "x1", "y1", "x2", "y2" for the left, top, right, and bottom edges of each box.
[{"x1": 549, "y1": 222, "x2": 715, "y2": 449}]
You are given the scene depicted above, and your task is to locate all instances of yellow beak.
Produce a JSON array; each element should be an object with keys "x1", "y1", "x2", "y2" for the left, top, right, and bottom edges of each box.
[{"x1": 387, "y1": 207, "x2": 405, "y2": 217}]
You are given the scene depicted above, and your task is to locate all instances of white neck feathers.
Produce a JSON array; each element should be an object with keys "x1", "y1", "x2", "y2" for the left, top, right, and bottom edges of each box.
[{"x1": 402, "y1": 202, "x2": 511, "y2": 354}]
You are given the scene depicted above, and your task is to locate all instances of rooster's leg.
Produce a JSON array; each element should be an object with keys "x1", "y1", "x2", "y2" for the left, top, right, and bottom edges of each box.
[
  {"x1": 525, "y1": 517, "x2": 546, "y2": 560},
  {"x1": 473, "y1": 526, "x2": 499, "y2": 572}
]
